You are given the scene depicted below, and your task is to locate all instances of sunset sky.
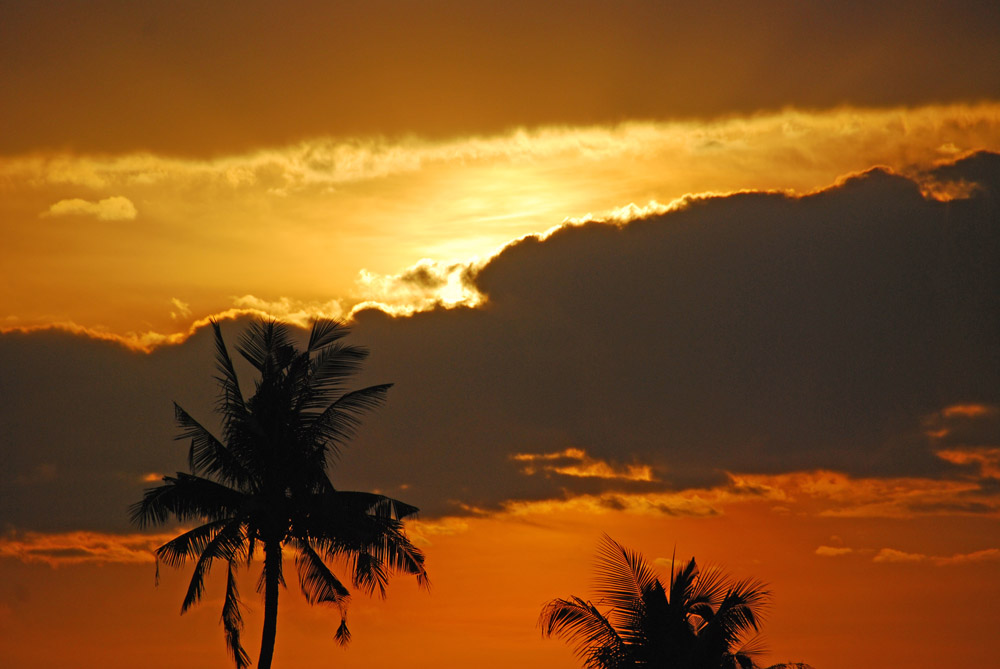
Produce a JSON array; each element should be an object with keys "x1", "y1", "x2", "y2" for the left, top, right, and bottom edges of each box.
[{"x1": 2, "y1": 2, "x2": 999, "y2": 668}]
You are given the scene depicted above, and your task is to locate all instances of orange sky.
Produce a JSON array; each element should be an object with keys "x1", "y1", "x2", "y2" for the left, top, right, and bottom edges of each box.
[{"x1": 2, "y1": 2, "x2": 999, "y2": 668}]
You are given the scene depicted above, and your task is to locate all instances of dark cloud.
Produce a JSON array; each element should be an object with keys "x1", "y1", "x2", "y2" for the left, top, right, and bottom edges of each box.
[
  {"x1": 399, "y1": 265, "x2": 449, "y2": 289},
  {"x1": 906, "y1": 501, "x2": 996, "y2": 515},
  {"x1": 1, "y1": 153, "x2": 998, "y2": 531},
  {"x1": 340, "y1": 152, "x2": 1000, "y2": 513},
  {"x1": 2, "y1": 1, "x2": 999, "y2": 155},
  {"x1": 0, "y1": 328, "x2": 218, "y2": 532}
]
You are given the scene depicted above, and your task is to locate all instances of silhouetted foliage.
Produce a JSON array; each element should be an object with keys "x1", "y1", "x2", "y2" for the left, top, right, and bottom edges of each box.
[
  {"x1": 540, "y1": 535, "x2": 769, "y2": 669},
  {"x1": 131, "y1": 318, "x2": 427, "y2": 669}
]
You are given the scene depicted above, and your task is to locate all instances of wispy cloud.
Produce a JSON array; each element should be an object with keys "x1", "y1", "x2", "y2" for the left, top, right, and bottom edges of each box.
[
  {"x1": 352, "y1": 259, "x2": 485, "y2": 317},
  {"x1": 0, "y1": 530, "x2": 176, "y2": 567},
  {"x1": 512, "y1": 447, "x2": 656, "y2": 482},
  {"x1": 815, "y1": 546, "x2": 854, "y2": 557},
  {"x1": 7, "y1": 104, "x2": 1000, "y2": 194},
  {"x1": 42, "y1": 196, "x2": 137, "y2": 220},
  {"x1": 873, "y1": 547, "x2": 1000, "y2": 566},
  {"x1": 731, "y1": 469, "x2": 997, "y2": 519},
  {"x1": 169, "y1": 298, "x2": 192, "y2": 320},
  {"x1": 231, "y1": 295, "x2": 345, "y2": 325},
  {"x1": 4, "y1": 103, "x2": 1000, "y2": 337}
]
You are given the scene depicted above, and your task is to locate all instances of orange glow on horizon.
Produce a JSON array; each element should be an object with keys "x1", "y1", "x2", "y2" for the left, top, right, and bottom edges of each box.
[{"x1": 3, "y1": 493, "x2": 997, "y2": 669}]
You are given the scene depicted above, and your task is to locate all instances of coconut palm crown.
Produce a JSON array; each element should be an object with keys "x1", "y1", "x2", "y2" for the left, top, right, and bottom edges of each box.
[
  {"x1": 540, "y1": 535, "x2": 769, "y2": 669},
  {"x1": 131, "y1": 318, "x2": 427, "y2": 669}
]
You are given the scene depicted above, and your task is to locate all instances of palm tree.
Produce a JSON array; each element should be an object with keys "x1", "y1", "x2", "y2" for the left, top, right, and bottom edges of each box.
[
  {"x1": 539, "y1": 535, "x2": 769, "y2": 669},
  {"x1": 131, "y1": 318, "x2": 428, "y2": 669}
]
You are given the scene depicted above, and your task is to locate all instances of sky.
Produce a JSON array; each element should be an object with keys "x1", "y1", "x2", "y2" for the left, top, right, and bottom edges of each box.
[{"x1": 1, "y1": 2, "x2": 999, "y2": 668}]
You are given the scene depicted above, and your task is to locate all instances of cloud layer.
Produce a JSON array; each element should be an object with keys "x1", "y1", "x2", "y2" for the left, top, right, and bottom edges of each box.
[
  {"x1": 2, "y1": 152, "x2": 997, "y2": 536},
  {"x1": 338, "y1": 151, "x2": 1000, "y2": 514},
  {"x1": 3, "y1": 104, "x2": 1000, "y2": 336},
  {"x1": 3, "y1": 1, "x2": 999, "y2": 155}
]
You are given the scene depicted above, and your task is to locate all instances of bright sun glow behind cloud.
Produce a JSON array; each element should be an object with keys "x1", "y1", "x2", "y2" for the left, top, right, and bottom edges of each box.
[{"x1": 2, "y1": 103, "x2": 1000, "y2": 345}]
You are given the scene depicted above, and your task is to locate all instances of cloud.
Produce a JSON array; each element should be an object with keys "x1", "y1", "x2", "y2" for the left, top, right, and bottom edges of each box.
[
  {"x1": 4, "y1": 104, "x2": 1000, "y2": 338},
  {"x1": 333, "y1": 151, "x2": 1000, "y2": 514},
  {"x1": 230, "y1": 295, "x2": 344, "y2": 325},
  {"x1": 873, "y1": 548, "x2": 927, "y2": 564},
  {"x1": 3, "y1": 2, "x2": 1000, "y2": 157},
  {"x1": 0, "y1": 530, "x2": 173, "y2": 567},
  {"x1": 815, "y1": 546, "x2": 854, "y2": 557},
  {"x1": 816, "y1": 542, "x2": 1000, "y2": 566},
  {"x1": 873, "y1": 547, "x2": 1000, "y2": 566},
  {"x1": 5, "y1": 105, "x2": 999, "y2": 196},
  {"x1": 933, "y1": 548, "x2": 1000, "y2": 565},
  {"x1": 941, "y1": 404, "x2": 996, "y2": 419},
  {"x1": 42, "y1": 196, "x2": 137, "y2": 220},
  {"x1": 352, "y1": 260, "x2": 484, "y2": 317},
  {"x1": 512, "y1": 448, "x2": 656, "y2": 482},
  {"x1": 169, "y1": 298, "x2": 191, "y2": 320},
  {"x1": 937, "y1": 448, "x2": 1000, "y2": 478},
  {"x1": 1, "y1": 152, "x2": 999, "y2": 530},
  {"x1": 730, "y1": 469, "x2": 998, "y2": 520}
]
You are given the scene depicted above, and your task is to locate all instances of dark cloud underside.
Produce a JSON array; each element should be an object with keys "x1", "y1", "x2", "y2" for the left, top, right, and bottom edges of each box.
[
  {"x1": 1, "y1": 153, "x2": 998, "y2": 529},
  {"x1": 2, "y1": 1, "x2": 999, "y2": 155},
  {"x1": 343, "y1": 154, "x2": 999, "y2": 512}
]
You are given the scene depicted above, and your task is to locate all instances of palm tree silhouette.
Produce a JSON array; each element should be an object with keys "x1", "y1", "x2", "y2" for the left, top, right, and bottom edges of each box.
[
  {"x1": 540, "y1": 534, "x2": 769, "y2": 669},
  {"x1": 131, "y1": 318, "x2": 427, "y2": 669}
]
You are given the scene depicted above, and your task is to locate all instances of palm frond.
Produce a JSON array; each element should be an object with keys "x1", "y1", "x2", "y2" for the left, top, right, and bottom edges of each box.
[
  {"x1": 668, "y1": 557, "x2": 701, "y2": 610},
  {"x1": 334, "y1": 615, "x2": 352, "y2": 647},
  {"x1": 177, "y1": 519, "x2": 248, "y2": 613},
  {"x1": 130, "y1": 473, "x2": 246, "y2": 528},
  {"x1": 692, "y1": 577, "x2": 770, "y2": 666},
  {"x1": 593, "y1": 534, "x2": 659, "y2": 613},
  {"x1": 221, "y1": 559, "x2": 251, "y2": 669},
  {"x1": 307, "y1": 318, "x2": 352, "y2": 354},
  {"x1": 211, "y1": 320, "x2": 246, "y2": 418},
  {"x1": 174, "y1": 404, "x2": 251, "y2": 485},
  {"x1": 732, "y1": 631, "x2": 769, "y2": 662},
  {"x1": 301, "y1": 489, "x2": 428, "y2": 590},
  {"x1": 349, "y1": 551, "x2": 390, "y2": 598},
  {"x1": 539, "y1": 596, "x2": 627, "y2": 669},
  {"x1": 237, "y1": 319, "x2": 295, "y2": 373},
  {"x1": 153, "y1": 519, "x2": 230, "y2": 569},
  {"x1": 712, "y1": 578, "x2": 770, "y2": 641},
  {"x1": 690, "y1": 561, "x2": 734, "y2": 609},
  {"x1": 304, "y1": 384, "x2": 393, "y2": 458},
  {"x1": 300, "y1": 343, "x2": 370, "y2": 403},
  {"x1": 294, "y1": 539, "x2": 351, "y2": 607},
  {"x1": 375, "y1": 527, "x2": 429, "y2": 586},
  {"x1": 327, "y1": 490, "x2": 420, "y2": 521}
]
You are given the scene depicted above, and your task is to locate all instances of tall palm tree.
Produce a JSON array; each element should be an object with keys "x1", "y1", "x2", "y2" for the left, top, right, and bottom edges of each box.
[
  {"x1": 540, "y1": 535, "x2": 769, "y2": 669},
  {"x1": 131, "y1": 318, "x2": 427, "y2": 669}
]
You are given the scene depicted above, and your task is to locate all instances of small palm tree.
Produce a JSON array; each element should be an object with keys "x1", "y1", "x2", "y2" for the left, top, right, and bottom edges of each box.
[
  {"x1": 540, "y1": 535, "x2": 769, "y2": 669},
  {"x1": 131, "y1": 318, "x2": 427, "y2": 669}
]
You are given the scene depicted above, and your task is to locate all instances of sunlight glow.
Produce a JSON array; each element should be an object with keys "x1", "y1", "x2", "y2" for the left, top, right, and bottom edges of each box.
[{"x1": 4, "y1": 103, "x2": 1000, "y2": 341}]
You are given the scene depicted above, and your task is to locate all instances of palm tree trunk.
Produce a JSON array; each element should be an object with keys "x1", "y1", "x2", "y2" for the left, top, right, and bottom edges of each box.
[{"x1": 258, "y1": 540, "x2": 281, "y2": 669}]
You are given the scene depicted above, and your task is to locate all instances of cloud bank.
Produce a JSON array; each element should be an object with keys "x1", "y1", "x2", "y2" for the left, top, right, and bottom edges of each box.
[
  {"x1": 1, "y1": 152, "x2": 998, "y2": 536},
  {"x1": 3, "y1": 104, "x2": 1000, "y2": 336}
]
